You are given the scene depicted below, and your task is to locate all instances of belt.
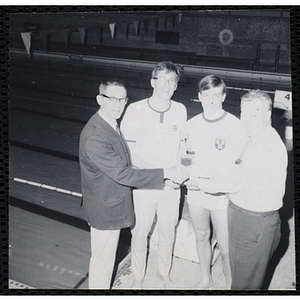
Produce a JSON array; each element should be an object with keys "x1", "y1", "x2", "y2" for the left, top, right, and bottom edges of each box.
[{"x1": 228, "y1": 200, "x2": 278, "y2": 217}]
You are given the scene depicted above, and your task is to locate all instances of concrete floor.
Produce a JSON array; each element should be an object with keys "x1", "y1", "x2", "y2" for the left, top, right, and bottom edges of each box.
[
  {"x1": 110, "y1": 216, "x2": 295, "y2": 291},
  {"x1": 9, "y1": 211, "x2": 295, "y2": 291}
]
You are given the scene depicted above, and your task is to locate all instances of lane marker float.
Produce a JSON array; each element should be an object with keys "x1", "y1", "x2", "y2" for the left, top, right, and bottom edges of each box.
[{"x1": 11, "y1": 177, "x2": 82, "y2": 198}]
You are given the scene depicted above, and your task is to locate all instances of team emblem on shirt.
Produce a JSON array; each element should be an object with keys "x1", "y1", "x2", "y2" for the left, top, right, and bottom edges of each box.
[
  {"x1": 172, "y1": 125, "x2": 178, "y2": 132},
  {"x1": 215, "y1": 139, "x2": 226, "y2": 150}
]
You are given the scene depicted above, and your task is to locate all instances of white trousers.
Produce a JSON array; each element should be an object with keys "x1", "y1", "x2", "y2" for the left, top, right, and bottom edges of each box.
[
  {"x1": 131, "y1": 189, "x2": 180, "y2": 280},
  {"x1": 88, "y1": 227, "x2": 120, "y2": 289}
]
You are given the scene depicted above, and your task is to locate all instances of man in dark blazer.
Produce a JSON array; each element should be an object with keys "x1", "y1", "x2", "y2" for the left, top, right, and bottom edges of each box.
[{"x1": 79, "y1": 80, "x2": 187, "y2": 289}]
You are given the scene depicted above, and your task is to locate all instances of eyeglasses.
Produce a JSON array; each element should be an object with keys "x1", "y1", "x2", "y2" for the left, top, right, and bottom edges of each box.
[
  {"x1": 101, "y1": 94, "x2": 128, "y2": 104},
  {"x1": 153, "y1": 76, "x2": 178, "y2": 85},
  {"x1": 201, "y1": 93, "x2": 223, "y2": 100}
]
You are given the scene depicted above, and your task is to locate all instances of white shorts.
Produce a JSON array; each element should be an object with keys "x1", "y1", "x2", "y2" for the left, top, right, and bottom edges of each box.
[{"x1": 187, "y1": 190, "x2": 228, "y2": 211}]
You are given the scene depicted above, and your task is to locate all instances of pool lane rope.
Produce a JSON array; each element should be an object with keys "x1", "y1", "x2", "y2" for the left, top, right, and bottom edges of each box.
[{"x1": 10, "y1": 177, "x2": 82, "y2": 198}]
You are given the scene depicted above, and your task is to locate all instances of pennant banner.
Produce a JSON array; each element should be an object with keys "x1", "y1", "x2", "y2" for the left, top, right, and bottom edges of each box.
[
  {"x1": 133, "y1": 21, "x2": 139, "y2": 36},
  {"x1": 178, "y1": 13, "x2": 183, "y2": 24},
  {"x1": 19, "y1": 15, "x2": 180, "y2": 51},
  {"x1": 109, "y1": 23, "x2": 116, "y2": 40},
  {"x1": 21, "y1": 32, "x2": 31, "y2": 55},
  {"x1": 78, "y1": 27, "x2": 86, "y2": 45},
  {"x1": 61, "y1": 29, "x2": 69, "y2": 47}
]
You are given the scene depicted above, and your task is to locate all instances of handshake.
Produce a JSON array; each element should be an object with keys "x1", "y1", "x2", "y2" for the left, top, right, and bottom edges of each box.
[{"x1": 164, "y1": 166, "x2": 189, "y2": 186}]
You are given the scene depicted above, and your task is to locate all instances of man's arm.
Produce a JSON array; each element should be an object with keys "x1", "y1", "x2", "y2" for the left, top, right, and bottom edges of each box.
[
  {"x1": 185, "y1": 165, "x2": 242, "y2": 194},
  {"x1": 84, "y1": 134, "x2": 188, "y2": 188},
  {"x1": 84, "y1": 133, "x2": 163, "y2": 188}
]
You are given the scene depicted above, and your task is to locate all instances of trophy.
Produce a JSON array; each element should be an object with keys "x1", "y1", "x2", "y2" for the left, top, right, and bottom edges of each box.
[
  {"x1": 180, "y1": 132, "x2": 195, "y2": 167},
  {"x1": 181, "y1": 150, "x2": 195, "y2": 167}
]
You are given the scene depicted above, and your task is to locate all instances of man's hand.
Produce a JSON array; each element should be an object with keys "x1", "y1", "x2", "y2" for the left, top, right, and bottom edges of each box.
[
  {"x1": 164, "y1": 166, "x2": 189, "y2": 185},
  {"x1": 165, "y1": 180, "x2": 181, "y2": 189},
  {"x1": 184, "y1": 179, "x2": 200, "y2": 190}
]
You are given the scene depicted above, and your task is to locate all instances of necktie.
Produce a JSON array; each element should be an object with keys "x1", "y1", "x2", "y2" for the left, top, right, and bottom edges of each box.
[
  {"x1": 116, "y1": 124, "x2": 121, "y2": 135},
  {"x1": 235, "y1": 138, "x2": 252, "y2": 164},
  {"x1": 116, "y1": 124, "x2": 132, "y2": 165}
]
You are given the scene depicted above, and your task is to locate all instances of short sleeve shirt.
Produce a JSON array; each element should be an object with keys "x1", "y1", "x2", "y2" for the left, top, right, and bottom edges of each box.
[
  {"x1": 121, "y1": 98, "x2": 187, "y2": 168},
  {"x1": 185, "y1": 111, "x2": 248, "y2": 209}
]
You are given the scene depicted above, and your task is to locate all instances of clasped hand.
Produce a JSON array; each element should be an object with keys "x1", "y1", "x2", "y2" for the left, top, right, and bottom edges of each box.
[
  {"x1": 183, "y1": 178, "x2": 200, "y2": 190},
  {"x1": 164, "y1": 166, "x2": 189, "y2": 186}
]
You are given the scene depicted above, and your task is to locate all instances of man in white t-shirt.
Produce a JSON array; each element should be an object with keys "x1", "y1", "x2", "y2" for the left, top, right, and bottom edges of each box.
[
  {"x1": 184, "y1": 75, "x2": 248, "y2": 289},
  {"x1": 121, "y1": 61, "x2": 187, "y2": 288}
]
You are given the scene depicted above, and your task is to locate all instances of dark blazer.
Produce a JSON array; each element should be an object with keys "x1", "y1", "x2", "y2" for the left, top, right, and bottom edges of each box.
[{"x1": 79, "y1": 112, "x2": 164, "y2": 230}]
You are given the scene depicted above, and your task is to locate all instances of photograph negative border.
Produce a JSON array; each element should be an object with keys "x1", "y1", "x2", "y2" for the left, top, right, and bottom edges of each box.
[{"x1": 1, "y1": 5, "x2": 299, "y2": 295}]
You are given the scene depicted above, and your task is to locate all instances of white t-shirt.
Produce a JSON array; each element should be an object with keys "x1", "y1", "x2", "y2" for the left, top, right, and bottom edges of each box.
[
  {"x1": 185, "y1": 111, "x2": 248, "y2": 210},
  {"x1": 121, "y1": 98, "x2": 187, "y2": 168}
]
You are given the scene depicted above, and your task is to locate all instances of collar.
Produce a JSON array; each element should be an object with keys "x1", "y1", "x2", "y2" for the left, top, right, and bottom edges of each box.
[
  {"x1": 202, "y1": 111, "x2": 228, "y2": 123},
  {"x1": 98, "y1": 109, "x2": 118, "y2": 131},
  {"x1": 147, "y1": 97, "x2": 172, "y2": 113}
]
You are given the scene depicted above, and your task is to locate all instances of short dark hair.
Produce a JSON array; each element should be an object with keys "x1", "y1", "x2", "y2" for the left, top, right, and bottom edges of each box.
[
  {"x1": 99, "y1": 80, "x2": 126, "y2": 94},
  {"x1": 151, "y1": 61, "x2": 181, "y2": 82},
  {"x1": 198, "y1": 75, "x2": 227, "y2": 94},
  {"x1": 241, "y1": 90, "x2": 272, "y2": 111}
]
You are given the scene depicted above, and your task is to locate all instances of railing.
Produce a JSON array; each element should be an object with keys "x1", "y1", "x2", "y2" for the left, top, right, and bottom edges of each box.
[{"x1": 10, "y1": 48, "x2": 291, "y2": 88}]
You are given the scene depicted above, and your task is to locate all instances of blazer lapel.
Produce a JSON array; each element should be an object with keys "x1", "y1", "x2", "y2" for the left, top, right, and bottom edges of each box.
[
  {"x1": 96, "y1": 114, "x2": 132, "y2": 165},
  {"x1": 119, "y1": 130, "x2": 132, "y2": 165}
]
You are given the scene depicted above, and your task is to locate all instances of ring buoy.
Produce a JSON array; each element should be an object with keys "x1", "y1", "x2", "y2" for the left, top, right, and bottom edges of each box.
[{"x1": 219, "y1": 29, "x2": 233, "y2": 46}]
